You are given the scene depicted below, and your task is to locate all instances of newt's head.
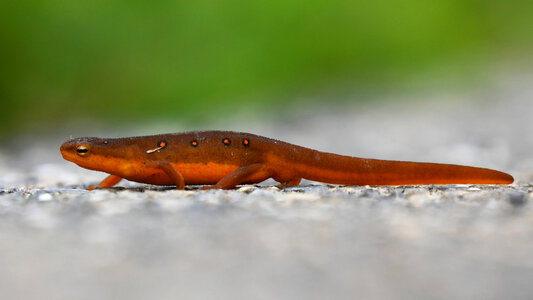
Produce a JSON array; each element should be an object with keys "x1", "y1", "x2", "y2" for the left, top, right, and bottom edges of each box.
[{"x1": 60, "y1": 137, "x2": 128, "y2": 172}]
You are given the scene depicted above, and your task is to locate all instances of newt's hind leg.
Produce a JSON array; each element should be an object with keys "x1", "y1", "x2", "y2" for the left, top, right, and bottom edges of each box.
[
  {"x1": 202, "y1": 163, "x2": 272, "y2": 190},
  {"x1": 88, "y1": 174, "x2": 123, "y2": 190}
]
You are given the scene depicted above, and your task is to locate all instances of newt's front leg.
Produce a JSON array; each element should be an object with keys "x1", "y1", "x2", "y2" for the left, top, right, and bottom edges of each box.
[
  {"x1": 202, "y1": 163, "x2": 272, "y2": 190},
  {"x1": 88, "y1": 174, "x2": 123, "y2": 190}
]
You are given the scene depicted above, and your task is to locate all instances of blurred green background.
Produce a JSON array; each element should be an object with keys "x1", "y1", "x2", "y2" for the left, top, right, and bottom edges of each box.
[{"x1": 1, "y1": 0, "x2": 532, "y2": 136}]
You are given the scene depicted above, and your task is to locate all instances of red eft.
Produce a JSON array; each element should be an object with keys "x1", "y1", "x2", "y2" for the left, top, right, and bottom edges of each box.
[{"x1": 60, "y1": 131, "x2": 514, "y2": 190}]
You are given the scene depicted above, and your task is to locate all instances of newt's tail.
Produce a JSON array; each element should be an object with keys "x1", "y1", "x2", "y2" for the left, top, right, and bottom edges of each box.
[{"x1": 293, "y1": 152, "x2": 514, "y2": 185}]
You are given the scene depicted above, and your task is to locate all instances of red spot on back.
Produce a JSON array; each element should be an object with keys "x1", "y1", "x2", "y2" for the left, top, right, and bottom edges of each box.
[{"x1": 157, "y1": 140, "x2": 168, "y2": 149}]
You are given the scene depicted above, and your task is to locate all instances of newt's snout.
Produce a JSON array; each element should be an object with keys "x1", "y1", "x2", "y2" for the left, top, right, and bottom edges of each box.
[{"x1": 60, "y1": 138, "x2": 93, "y2": 162}]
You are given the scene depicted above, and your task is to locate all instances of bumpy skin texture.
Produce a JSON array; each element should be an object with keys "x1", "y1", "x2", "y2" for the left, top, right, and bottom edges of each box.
[{"x1": 60, "y1": 131, "x2": 514, "y2": 190}]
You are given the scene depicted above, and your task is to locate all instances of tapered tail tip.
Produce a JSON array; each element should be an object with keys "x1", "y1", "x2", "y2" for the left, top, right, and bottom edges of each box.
[
  {"x1": 490, "y1": 170, "x2": 514, "y2": 184},
  {"x1": 502, "y1": 172, "x2": 514, "y2": 184}
]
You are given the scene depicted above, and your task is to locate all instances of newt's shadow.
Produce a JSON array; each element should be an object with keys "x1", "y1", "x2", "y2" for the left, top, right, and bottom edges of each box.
[
  {"x1": 75, "y1": 183, "x2": 318, "y2": 192},
  {"x1": 66, "y1": 183, "x2": 520, "y2": 193}
]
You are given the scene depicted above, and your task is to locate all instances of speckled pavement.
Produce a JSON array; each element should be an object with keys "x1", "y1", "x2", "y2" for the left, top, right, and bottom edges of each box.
[
  {"x1": 0, "y1": 184, "x2": 532, "y2": 299},
  {"x1": 1, "y1": 78, "x2": 532, "y2": 300}
]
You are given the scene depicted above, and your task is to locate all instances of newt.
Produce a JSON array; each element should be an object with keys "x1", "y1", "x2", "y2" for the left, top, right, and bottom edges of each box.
[{"x1": 60, "y1": 131, "x2": 514, "y2": 190}]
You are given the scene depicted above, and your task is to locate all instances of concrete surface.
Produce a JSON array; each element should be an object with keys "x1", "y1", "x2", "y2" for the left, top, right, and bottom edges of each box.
[{"x1": 1, "y1": 77, "x2": 532, "y2": 300}]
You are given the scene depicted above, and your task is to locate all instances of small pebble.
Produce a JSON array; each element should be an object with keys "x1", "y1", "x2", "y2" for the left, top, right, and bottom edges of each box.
[{"x1": 38, "y1": 193, "x2": 53, "y2": 202}]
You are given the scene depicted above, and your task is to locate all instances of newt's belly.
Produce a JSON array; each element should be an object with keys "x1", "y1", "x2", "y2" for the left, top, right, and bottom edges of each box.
[{"x1": 124, "y1": 162, "x2": 240, "y2": 185}]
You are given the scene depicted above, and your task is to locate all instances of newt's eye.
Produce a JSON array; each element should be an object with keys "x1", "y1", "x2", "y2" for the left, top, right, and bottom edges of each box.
[
  {"x1": 76, "y1": 145, "x2": 89, "y2": 156},
  {"x1": 103, "y1": 140, "x2": 109, "y2": 145}
]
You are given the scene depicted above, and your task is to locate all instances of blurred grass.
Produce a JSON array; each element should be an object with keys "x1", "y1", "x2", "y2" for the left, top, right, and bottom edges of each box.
[{"x1": 1, "y1": 0, "x2": 532, "y2": 136}]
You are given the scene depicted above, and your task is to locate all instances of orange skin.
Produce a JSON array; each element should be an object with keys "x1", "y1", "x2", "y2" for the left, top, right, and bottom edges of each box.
[{"x1": 60, "y1": 131, "x2": 514, "y2": 190}]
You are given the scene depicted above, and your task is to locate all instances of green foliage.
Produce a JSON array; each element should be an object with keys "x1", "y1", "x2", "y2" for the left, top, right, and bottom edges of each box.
[{"x1": 0, "y1": 0, "x2": 531, "y2": 135}]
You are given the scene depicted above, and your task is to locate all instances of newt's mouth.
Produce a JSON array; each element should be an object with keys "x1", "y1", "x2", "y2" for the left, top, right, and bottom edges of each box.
[{"x1": 60, "y1": 141, "x2": 77, "y2": 162}]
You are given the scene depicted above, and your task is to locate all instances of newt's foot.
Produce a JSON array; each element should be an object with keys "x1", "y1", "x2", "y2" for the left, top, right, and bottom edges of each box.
[
  {"x1": 87, "y1": 175, "x2": 123, "y2": 191},
  {"x1": 276, "y1": 178, "x2": 302, "y2": 188}
]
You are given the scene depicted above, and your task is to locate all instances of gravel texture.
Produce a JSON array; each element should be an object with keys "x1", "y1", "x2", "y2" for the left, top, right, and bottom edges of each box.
[
  {"x1": 1, "y1": 184, "x2": 532, "y2": 300},
  {"x1": 1, "y1": 78, "x2": 532, "y2": 300}
]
